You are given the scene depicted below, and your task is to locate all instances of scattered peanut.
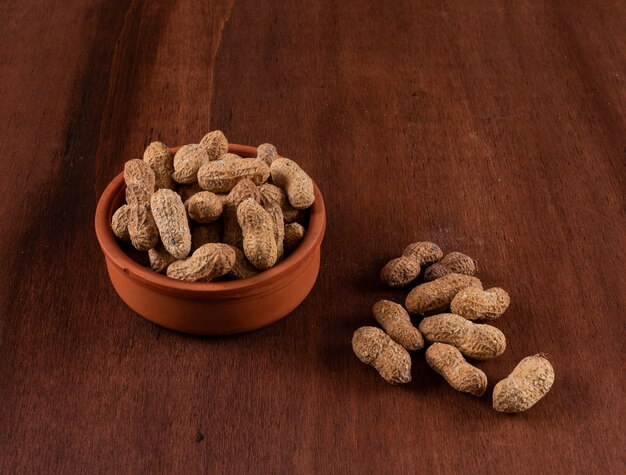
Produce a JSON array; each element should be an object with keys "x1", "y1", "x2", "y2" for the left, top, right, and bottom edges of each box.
[
  {"x1": 184, "y1": 191, "x2": 223, "y2": 223},
  {"x1": 372, "y1": 300, "x2": 423, "y2": 351},
  {"x1": 424, "y1": 252, "x2": 476, "y2": 281},
  {"x1": 405, "y1": 273, "x2": 483, "y2": 316},
  {"x1": 166, "y1": 243, "x2": 236, "y2": 282},
  {"x1": 283, "y1": 222, "x2": 305, "y2": 254},
  {"x1": 418, "y1": 313, "x2": 506, "y2": 360},
  {"x1": 380, "y1": 241, "x2": 443, "y2": 287},
  {"x1": 352, "y1": 326, "x2": 412, "y2": 384},
  {"x1": 111, "y1": 204, "x2": 131, "y2": 242},
  {"x1": 493, "y1": 354, "x2": 555, "y2": 413},
  {"x1": 197, "y1": 157, "x2": 269, "y2": 193},
  {"x1": 172, "y1": 144, "x2": 209, "y2": 184},
  {"x1": 450, "y1": 287, "x2": 510, "y2": 321},
  {"x1": 143, "y1": 141, "x2": 175, "y2": 190},
  {"x1": 270, "y1": 158, "x2": 314, "y2": 209},
  {"x1": 199, "y1": 130, "x2": 228, "y2": 161},
  {"x1": 237, "y1": 198, "x2": 278, "y2": 270},
  {"x1": 150, "y1": 189, "x2": 191, "y2": 259},
  {"x1": 176, "y1": 183, "x2": 202, "y2": 202},
  {"x1": 425, "y1": 343, "x2": 487, "y2": 396}
]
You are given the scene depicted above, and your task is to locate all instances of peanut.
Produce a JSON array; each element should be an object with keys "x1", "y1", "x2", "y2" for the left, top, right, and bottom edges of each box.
[
  {"x1": 257, "y1": 143, "x2": 278, "y2": 167},
  {"x1": 283, "y1": 222, "x2": 305, "y2": 254},
  {"x1": 143, "y1": 141, "x2": 175, "y2": 190},
  {"x1": 263, "y1": 201, "x2": 285, "y2": 259},
  {"x1": 372, "y1": 300, "x2": 423, "y2": 351},
  {"x1": 222, "y1": 179, "x2": 261, "y2": 249},
  {"x1": 237, "y1": 198, "x2": 278, "y2": 270},
  {"x1": 352, "y1": 326, "x2": 411, "y2": 384},
  {"x1": 166, "y1": 243, "x2": 236, "y2": 282},
  {"x1": 493, "y1": 354, "x2": 555, "y2": 413},
  {"x1": 228, "y1": 246, "x2": 260, "y2": 280},
  {"x1": 172, "y1": 144, "x2": 209, "y2": 184},
  {"x1": 380, "y1": 241, "x2": 443, "y2": 287},
  {"x1": 197, "y1": 157, "x2": 269, "y2": 193},
  {"x1": 220, "y1": 153, "x2": 243, "y2": 161},
  {"x1": 418, "y1": 313, "x2": 506, "y2": 360},
  {"x1": 124, "y1": 159, "x2": 155, "y2": 204},
  {"x1": 148, "y1": 243, "x2": 176, "y2": 273},
  {"x1": 270, "y1": 158, "x2": 314, "y2": 209},
  {"x1": 191, "y1": 222, "x2": 222, "y2": 252},
  {"x1": 111, "y1": 204, "x2": 131, "y2": 242},
  {"x1": 184, "y1": 191, "x2": 223, "y2": 223},
  {"x1": 405, "y1": 273, "x2": 483, "y2": 316},
  {"x1": 403, "y1": 241, "x2": 443, "y2": 266},
  {"x1": 450, "y1": 287, "x2": 510, "y2": 321},
  {"x1": 150, "y1": 189, "x2": 191, "y2": 259},
  {"x1": 127, "y1": 202, "x2": 159, "y2": 251},
  {"x1": 259, "y1": 183, "x2": 301, "y2": 223},
  {"x1": 425, "y1": 343, "x2": 487, "y2": 396},
  {"x1": 199, "y1": 130, "x2": 228, "y2": 161},
  {"x1": 424, "y1": 252, "x2": 476, "y2": 281}
]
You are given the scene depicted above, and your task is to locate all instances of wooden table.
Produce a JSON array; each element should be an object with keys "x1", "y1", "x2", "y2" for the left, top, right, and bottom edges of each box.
[{"x1": 1, "y1": 1, "x2": 624, "y2": 472}]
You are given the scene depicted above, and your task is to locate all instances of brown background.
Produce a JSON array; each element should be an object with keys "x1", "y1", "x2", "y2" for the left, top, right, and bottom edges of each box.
[{"x1": 0, "y1": 0, "x2": 624, "y2": 473}]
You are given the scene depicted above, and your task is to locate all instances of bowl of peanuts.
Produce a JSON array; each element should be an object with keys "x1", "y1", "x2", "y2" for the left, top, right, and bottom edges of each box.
[{"x1": 95, "y1": 135, "x2": 325, "y2": 335}]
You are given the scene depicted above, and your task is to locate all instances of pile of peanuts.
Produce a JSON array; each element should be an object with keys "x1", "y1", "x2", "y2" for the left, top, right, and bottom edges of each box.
[
  {"x1": 352, "y1": 242, "x2": 555, "y2": 413},
  {"x1": 111, "y1": 131, "x2": 314, "y2": 282}
]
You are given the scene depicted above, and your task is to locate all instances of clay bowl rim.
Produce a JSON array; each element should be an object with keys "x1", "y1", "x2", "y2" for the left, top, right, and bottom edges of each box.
[{"x1": 95, "y1": 143, "x2": 326, "y2": 299}]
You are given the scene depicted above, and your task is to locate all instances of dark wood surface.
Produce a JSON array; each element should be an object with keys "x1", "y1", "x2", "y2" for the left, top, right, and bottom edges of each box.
[{"x1": 1, "y1": 0, "x2": 624, "y2": 473}]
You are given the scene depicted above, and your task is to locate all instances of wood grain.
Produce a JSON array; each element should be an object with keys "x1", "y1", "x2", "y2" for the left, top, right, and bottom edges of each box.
[{"x1": 1, "y1": 0, "x2": 624, "y2": 472}]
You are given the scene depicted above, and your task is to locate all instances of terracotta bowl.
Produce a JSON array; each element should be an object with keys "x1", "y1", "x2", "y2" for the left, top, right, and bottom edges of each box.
[{"x1": 95, "y1": 143, "x2": 326, "y2": 335}]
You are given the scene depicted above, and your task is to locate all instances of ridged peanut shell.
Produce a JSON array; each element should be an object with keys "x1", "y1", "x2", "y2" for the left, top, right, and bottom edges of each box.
[
  {"x1": 222, "y1": 179, "x2": 261, "y2": 249},
  {"x1": 405, "y1": 273, "x2": 483, "y2": 316},
  {"x1": 197, "y1": 157, "x2": 269, "y2": 193},
  {"x1": 257, "y1": 143, "x2": 278, "y2": 167},
  {"x1": 184, "y1": 191, "x2": 223, "y2": 223},
  {"x1": 283, "y1": 222, "x2": 305, "y2": 254},
  {"x1": 237, "y1": 199, "x2": 278, "y2": 270},
  {"x1": 264, "y1": 201, "x2": 285, "y2": 259},
  {"x1": 372, "y1": 300, "x2": 423, "y2": 351},
  {"x1": 426, "y1": 343, "x2": 487, "y2": 396},
  {"x1": 424, "y1": 252, "x2": 476, "y2": 281},
  {"x1": 419, "y1": 313, "x2": 506, "y2": 360},
  {"x1": 259, "y1": 183, "x2": 301, "y2": 223},
  {"x1": 172, "y1": 144, "x2": 209, "y2": 184},
  {"x1": 143, "y1": 141, "x2": 175, "y2": 190},
  {"x1": 148, "y1": 243, "x2": 176, "y2": 273},
  {"x1": 380, "y1": 256, "x2": 421, "y2": 287},
  {"x1": 270, "y1": 158, "x2": 314, "y2": 209},
  {"x1": 111, "y1": 204, "x2": 131, "y2": 241},
  {"x1": 127, "y1": 202, "x2": 159, "y2": 251},
  {"x1": 451, "y1": 287, "x2": 510, "y2": 321},
  {"x1": 166, "y1": 243, "x2": 236, "y2": 282},
  {"x1": 352, "y1": 326, "x2": 411, "y2": 384},
  {"x1": 150, "y1": 189, "x2": 191, "y2": 259},
  {"x1": 228, "y1": 247, "x2": 260, "y2": 280},
  {"x1": 199, "y1": 130, "x2": 228, "y2": 161},
  {"x1": 493, "y1": 354, "x2": 555, "y2": 413},
  {"x1": 402, "y1": 242, "x2": 443, "y2": 266},
  {"x1": 124, "y1": 159, "x2": 155, "y2": 204}
]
